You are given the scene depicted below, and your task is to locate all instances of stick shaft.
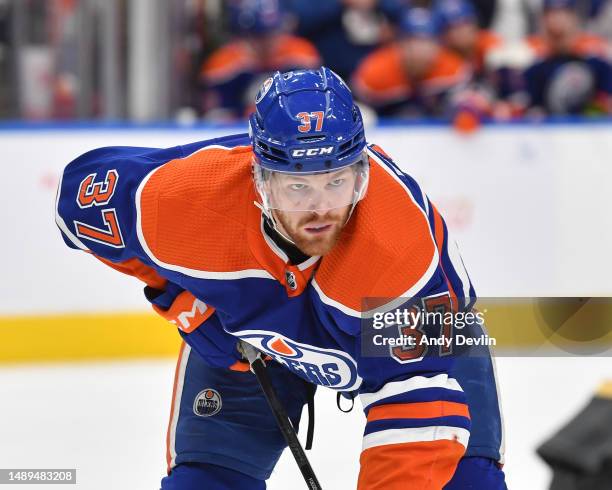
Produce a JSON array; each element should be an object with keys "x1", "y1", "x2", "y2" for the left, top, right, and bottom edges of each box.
[{"x1": 250, "y1": 358, "x2": 323, "y2": 490}]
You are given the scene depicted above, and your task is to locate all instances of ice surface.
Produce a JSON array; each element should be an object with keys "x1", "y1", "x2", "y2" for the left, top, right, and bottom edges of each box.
[{"x1": 0, "y1": 356, "x2": 609, "y2": 489}]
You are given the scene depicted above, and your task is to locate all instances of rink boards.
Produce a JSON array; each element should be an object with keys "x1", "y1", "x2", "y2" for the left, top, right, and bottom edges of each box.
[{"x1": 2, "y1": 122, "x2": 611, "y2": 362}]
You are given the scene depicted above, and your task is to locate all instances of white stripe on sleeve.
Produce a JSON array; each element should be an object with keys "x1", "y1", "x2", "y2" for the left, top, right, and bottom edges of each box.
[
  {"x1": 362, "y1": 426, "x2": 470, "y2": 451},
  {"x1": 360, "y1": 374, "x2": 463, "y2": 410}
]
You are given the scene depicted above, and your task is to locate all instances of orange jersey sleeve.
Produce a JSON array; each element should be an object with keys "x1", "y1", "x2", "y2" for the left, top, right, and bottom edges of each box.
[
  {"x1": 268, "y1": 34, "x2": 322, "y2": 70},
  {"x1": 352, "y1": 44, "x2": 412, "y2": 106},
  {"x1": 358, "y1": 394, "x2": 470, "y2": 490},
  {"x1": 421, "y1": 48, "x2": 471, "y2": 94},
  {"x1": 94, "y1": 253, "x2": 216, "y2": 333},
  {"x1": 200, "y1": 41, "x2": 256, "y2": 85},
  {"x1": 94, "y1": 255, "x2": 167, "y2": 289},
  {"x1": 526, "y1": 33, "x2": 610, "y2": 60},
  {"x1": 475, "y1": 30, "x2": 503, "y2": 73},
  {"x1": 572, "y1": 33, "x2": 611, "y2": 58},
  {"x1": 526, "y1": 35, "x2": 547, "y2": 59}
]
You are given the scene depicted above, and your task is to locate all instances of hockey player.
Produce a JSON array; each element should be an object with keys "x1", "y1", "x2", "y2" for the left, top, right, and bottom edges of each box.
[
  {"x1": 199, "y1": 0, "x2": 320, "y2": 119},
  {"x1": 435, "y1": 0, "x2": 502, "y2": 80},
  {"x1": 523, "y1": 0, "x2": 612, "y2": 115},
  {"x1": 55, "y1": 67, "x2": 505, "y2": 489},
  {"x1": 434, "y1": 0, "x2": 507, "y2": 127},
  {"x1": 352, "y1": 7, "x2": 472, "y2": 117}
]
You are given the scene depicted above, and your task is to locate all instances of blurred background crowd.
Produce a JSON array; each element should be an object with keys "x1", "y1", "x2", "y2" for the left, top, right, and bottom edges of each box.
[{"x1": 1, "y1": 0, "x2": 612, "y2": 124}]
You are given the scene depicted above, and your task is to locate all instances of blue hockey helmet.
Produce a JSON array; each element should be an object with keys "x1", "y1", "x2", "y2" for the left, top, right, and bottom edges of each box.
[
  {"x1": 543, "y1": 0, "x2": 577, "y2": 11},
  {"x1": 228, "y1": 0, "x2": 284, "y2": 35},
  {"x1": 249, "y1": 67, "x2": 369, "y2": 212},
  {"x1": 436, "y1": 0, "x2": 477, "y2": 31},
  {"x1": 398, "y1": 7, "x2": 440, "y2": 38}
]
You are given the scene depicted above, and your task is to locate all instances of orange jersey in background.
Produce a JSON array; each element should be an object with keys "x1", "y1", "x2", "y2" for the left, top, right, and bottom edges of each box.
[
  {"x1": 352, "y1": 43, "x2": 471, "y2": 117},
  {"x1": 472, "y1": 30, "x2": 503, "y2": 75},
  {"x1": 526, "y1": 32, "x2": 611, "y2": 60},
  {"x1": 200, "y1": 34, "x2": 321, "y2": 118}
]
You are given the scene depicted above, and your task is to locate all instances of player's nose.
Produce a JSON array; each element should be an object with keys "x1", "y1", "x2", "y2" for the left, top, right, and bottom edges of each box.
[
  {"x1": 307, "y1": 208, "x2": 326, "y2": 218},
  {"x1": 306, "y1": 190, "x2": 335, "y2": 214}
]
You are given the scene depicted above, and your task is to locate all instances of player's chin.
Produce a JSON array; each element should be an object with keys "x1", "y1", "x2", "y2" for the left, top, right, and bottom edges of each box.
[{"x1": 296, "y1": 229, "x2": 342, "y2": 256}]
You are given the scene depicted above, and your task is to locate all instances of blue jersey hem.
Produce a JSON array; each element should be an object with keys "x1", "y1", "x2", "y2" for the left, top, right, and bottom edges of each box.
[{"x1": 174, "y1": 452, "x2": 274, "y2": 481}]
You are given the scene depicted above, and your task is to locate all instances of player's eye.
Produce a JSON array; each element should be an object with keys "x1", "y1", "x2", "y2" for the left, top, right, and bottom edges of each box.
[
  {"x1": 289, "y1": 183, "x2": 308, "y2": 191},
  {"x1": 328, "y1": 178, "x2": 345, "y2": 187}
]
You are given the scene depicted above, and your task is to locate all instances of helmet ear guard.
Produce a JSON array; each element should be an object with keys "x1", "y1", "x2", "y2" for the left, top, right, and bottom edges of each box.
[{"x1": 353, "y1": 152, "x2": 370, "y2": 203}]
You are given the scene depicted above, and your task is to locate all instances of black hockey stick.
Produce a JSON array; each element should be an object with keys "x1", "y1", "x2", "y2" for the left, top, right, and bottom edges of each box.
[{"x1": 240, "y1": 342, "x2": 323, "y2": 490}]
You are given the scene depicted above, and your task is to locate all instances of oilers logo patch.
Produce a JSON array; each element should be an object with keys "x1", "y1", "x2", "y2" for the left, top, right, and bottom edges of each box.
[
  {"x1": 255, "y1": 77, "x2": 274, "y2": 104},
  {"x1": 236, "y1": 332, "x2": 362, "y2": 391},
  {"x1": 193, "y1": 389, "x2": 222, "y2": 417}
]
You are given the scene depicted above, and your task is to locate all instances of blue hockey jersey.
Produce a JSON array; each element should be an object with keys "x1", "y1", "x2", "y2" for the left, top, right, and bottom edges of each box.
[{"x1": 55, "y1": 133, "x2": 504, "y2": 488}]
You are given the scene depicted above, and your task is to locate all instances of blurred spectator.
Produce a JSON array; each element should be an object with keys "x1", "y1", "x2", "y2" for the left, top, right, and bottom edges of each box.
[
  {"x1": 434, "y1": 0, "x2": 509, "y2": 124},
  {"x1": 0, "y1": 0, "x2": 10, "y2": 117},
  {"x1": 522, "y1": 0, "x2": 612, "y2": 39},
  {"x1": 199, "y1": 0, "x2": 321, "y2": 120},
  {"x1": 585, "y1": 0, "x2": 612, "y2": 41},
  {"x1": 436, "y1": 0, "x2": 503, "y2": 79},
  {"x1": 286, "y1": 0, "x2": 397, "y2": 81},
  {"x1": 352, "y1": 7, "x2": 471, "y2": 117},
  {"x1": 523, "y1": 0, "x2": 612, "y2": 115},
  {"x1": 470, "y1": 0, "x2": 499, "y2": 28},
  {"x1": 409, "y1": 0, "x2": 498, "y2": 27}
]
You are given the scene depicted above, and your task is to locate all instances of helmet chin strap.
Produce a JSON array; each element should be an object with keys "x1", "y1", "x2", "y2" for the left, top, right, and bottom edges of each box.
[
  {"x1": 345, "y1": 175, "x2": 368, "y2": 224},
  {"x1": 345, "y1": 157, "x2": 370, "y2": 225},
  {"x1": 268, "y1": 212, "x2": 298, "y2": 245},
  {"x1": 344, "y1": 196, "x2": 361, "y2": 226},
  {"x1": 253, "y1": 200, "x2": 299, "y2": 245}
]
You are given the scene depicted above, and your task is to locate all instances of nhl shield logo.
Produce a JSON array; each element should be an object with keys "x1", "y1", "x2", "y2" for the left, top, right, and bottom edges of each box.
[
  {"x1": 193, "y1": 389, "x2": 222, "y2": 417},
  {"x1": 285, "y1": 271, "x2": 297, "y2": 290}
]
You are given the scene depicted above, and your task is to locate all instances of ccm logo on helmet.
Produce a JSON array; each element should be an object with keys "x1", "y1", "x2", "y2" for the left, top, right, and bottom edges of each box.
[{"x1": 291, "y1": 147, "x2": 334, "y2": 157}]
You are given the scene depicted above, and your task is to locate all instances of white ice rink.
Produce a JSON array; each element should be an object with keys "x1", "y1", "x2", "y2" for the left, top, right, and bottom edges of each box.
[
  {"x1": 2, "y1": 127, "x2": 612, "y2": 488},
  {"x1": 0, "y1": 356, "x2": 610, "y2": 490}
]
